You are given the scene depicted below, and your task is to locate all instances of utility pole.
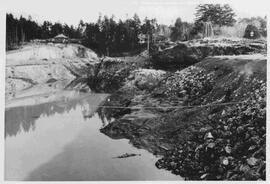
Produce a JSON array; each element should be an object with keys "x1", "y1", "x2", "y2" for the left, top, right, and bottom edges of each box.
[
  {"x1": 147, "y1": 33, "x2": 150, "y2": 54},
  {"x1": 21, "y1": 27, "x2": 25, "y2": 43},
  {"x1": 15, "y1": 24, "x2": 18, "y2": 45}
]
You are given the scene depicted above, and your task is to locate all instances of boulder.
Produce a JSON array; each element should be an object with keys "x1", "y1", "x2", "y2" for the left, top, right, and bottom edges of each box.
[{"x1": 127, "y1": 69, "x2": 167, "y2": 90}]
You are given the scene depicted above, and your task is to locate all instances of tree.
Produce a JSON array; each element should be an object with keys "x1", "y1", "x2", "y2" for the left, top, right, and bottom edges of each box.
[
  {"x1": 239, "y1": 16, "x2": 267, "y2": 37},
  {"x1": 41, "y1": 21, "x2": 52, "y2": 39},
  {"x1": 141, "y1": 17, "x2": 157, "y2": 44},
  {"x1": 243, "y1": 25, "x2": 261, "y2": 39},
  {"x1": 51, "y1": 23, "x2": 63, "y2": 37},
  {"x1": 6, "y1": 13, "x2": 42, "y2": 49},
  {"x1": 83, "y1": 22, "x2": 101, "y2": 52},
  {"x1": 128, "y1": 14, "x2": 141, "y2": 50},
  {"x1": 170, "y1": 18, "x2": 192, "y2": 41},
  {"x1": 76, "y1": 20, "x2": 86, "y2": 38},
  {"x1": 114, "y1": 20, "x2": 127, "y2": 52},
  {"x1": 189, "y1": 4, "x2": 236, "y2": 38},
  {"x1": 195, "y1": 4, "x2": 236, "y2": 27},
  {"x1": 100, "y1": 15, "x2": 112, "y2": 55}
]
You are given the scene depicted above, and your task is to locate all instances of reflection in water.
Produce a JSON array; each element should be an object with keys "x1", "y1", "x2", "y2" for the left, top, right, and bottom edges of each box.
[
  {"x1": 5, "y1": 91, "x2": 108, "y2": 138},
  {"x1": 6, "y1": 79, "x2": 72, "y2": 101},
  {"x1": 96, "y1": 93, "x2": 132, "y2": 128},
  {"x1": 97, "y1": 107, "x2": 114, "y2": 128},
  {"x1": 5, "y1": 90, "x2": 181, "y2": 181}
]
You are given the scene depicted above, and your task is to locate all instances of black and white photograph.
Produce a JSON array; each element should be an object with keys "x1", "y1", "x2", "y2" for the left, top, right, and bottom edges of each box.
[{"x1": 0, "y1": 0, "x2": 268, "y2": 182}]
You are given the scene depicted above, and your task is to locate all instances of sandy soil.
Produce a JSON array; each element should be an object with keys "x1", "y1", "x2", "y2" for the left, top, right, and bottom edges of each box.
[{"x1": 5, "y1": 43, "x2": 100, "y2": 100}]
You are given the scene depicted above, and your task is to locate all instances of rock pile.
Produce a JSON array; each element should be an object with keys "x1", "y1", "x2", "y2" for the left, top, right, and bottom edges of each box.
[
  {"x1": 155, "y1": 60, "x2": 266, "y2": 180},
  {"x1": 161, "y1": 66, "x2": 214, "y2": 105},
  {"x1": 99, "y1": 54, "x2": 266, "y2": 181},
  {"x1": 156, "y1": 88, "x2": 266, "y2": 180}
]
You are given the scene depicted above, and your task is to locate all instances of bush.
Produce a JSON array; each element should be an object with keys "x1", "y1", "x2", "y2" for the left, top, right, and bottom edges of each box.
[{"x1": 243, "y1": 25, "x2": 261, "y2": 39}]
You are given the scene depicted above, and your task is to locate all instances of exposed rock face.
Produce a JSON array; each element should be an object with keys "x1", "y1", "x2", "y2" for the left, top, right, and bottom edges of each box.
[{"x1": 151, "y1": 38, "x2": 266, "y2": 70}]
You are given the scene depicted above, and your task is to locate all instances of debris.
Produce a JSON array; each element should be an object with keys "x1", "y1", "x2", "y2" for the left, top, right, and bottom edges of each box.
[{"x1": 113, "y1": 153, "x2": 141, "y2": 159}]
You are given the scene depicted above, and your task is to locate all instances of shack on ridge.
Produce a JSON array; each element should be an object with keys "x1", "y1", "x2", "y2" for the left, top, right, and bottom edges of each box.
[{"x1": 54, "y1": 34, "x2": 69, "y2": 43}]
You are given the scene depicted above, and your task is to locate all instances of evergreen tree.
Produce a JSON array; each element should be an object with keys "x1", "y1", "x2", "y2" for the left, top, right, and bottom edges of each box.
[
  {"x1": 195, "y1": 4, "x2": 236, "y2": 26},
  {"x1": 141, "y1": 17, "x2": 157, "y2": 43},
  {"x1": 51, "y1": 23, "x2": 63, "y2": 37},
  {"x1": 170, "y1": 18, "x2": 192, "y2": 41},
  {"x1": 6, "y1": 13, "x2": 151, "y2": 54}
]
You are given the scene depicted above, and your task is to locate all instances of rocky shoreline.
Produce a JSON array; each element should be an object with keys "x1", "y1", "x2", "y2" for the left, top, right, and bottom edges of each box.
[{"x1": 93, "y1": 39, "x2": 266, "y2": 180}]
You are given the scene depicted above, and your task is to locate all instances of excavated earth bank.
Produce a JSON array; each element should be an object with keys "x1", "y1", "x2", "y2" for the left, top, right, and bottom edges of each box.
[
  {"x1": 95, "y1": 39, "x2": 266, "y2": 180},
  {"x1": 6, "y1": 43, "x2": 99, "y2": 99}
]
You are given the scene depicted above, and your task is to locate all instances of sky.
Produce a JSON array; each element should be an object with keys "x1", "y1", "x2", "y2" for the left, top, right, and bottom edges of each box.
[{"x1": 1, "y1": 0, "x2": 269, "y2": 26}]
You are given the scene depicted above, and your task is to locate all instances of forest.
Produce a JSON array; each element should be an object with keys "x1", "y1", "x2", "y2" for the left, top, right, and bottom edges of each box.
[
  {"x1": 6, "y1": 13, "x2": 157, "y2": 55},
  {"x1": 6, "y1": 4, "x2": 267, "y2": 55}
]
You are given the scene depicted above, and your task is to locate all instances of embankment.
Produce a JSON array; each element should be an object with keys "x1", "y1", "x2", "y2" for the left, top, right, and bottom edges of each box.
[
  {"x1": 95, "y1": 39, "x2": 266, "y2": 180},
  {"x1": 6, "y1": 43, "x2": 99, "y2": 99}
]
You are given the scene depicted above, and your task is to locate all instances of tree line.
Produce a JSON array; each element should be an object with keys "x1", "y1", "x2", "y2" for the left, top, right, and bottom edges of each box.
[
  {"x1": 82, "y1": 14, "x2": 158, "y2": 56},
  {"x1": 6, "y1": 4, "x2": 267, "y2": 53},
  {"x1": 6, "y1": 14, "x2": 82, "y2": 50},
  {"x1": 6, "y1": 13, "x2": 157, "y2": 55}
]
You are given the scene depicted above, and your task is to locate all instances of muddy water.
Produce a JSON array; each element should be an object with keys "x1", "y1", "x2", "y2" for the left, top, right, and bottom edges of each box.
[{"x1": 5, "y1": 90, "x2": 181, "y2": 181}]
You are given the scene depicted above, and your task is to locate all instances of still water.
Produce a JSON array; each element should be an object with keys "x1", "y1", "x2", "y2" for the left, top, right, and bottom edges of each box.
[{"x1": 5, "y1": 90, "x2": 181, "y2": 181}]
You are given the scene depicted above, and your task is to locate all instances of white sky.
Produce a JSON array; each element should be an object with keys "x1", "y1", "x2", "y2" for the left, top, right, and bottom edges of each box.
[{"x1": 1, "y1": 0, "x2": 269, "y2": 26}]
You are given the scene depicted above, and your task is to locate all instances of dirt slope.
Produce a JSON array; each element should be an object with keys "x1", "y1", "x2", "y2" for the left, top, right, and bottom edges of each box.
[
  {"x1": 6, "y1": 43, "x2": 99, "y2": 99},
  {"x1": 100, "y1": 53, "x2": 266, "y2": 180}
]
